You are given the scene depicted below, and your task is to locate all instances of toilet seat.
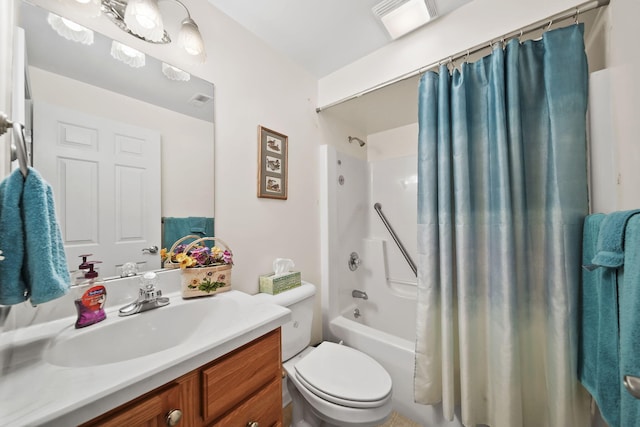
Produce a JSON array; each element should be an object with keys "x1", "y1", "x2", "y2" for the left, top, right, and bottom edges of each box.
[{"x1": 294, "y1": 341, "x2": 392, "y2": 409}]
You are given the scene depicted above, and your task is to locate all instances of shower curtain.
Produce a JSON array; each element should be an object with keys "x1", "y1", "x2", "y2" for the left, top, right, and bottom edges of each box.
[{"x1": 414, "y1": 25, "x2": 590, "y2": 427}]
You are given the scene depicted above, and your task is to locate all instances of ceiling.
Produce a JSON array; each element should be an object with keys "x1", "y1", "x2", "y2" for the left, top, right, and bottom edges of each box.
[
  {"x1": 207, "y1": 0, "x2": 472, "y2": 78},
  {"x1": 207, "y1": 0, "x2": 473, "y2": 135}
]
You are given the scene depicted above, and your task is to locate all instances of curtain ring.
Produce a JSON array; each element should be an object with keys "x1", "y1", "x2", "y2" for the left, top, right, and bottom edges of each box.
[
  {"x1": 519, "y1": 29, "x2": 524, "y2": 44},
  {"x1": 447, "y1": 56, "x2": 455, "y2": 74},
  {"x1": 465, "y1": 49, "x2": 470, "y2": 63},
  {"x1": 546, "y1": 19, "x2": 553, "y2": 31},
  {"x1": 574, "y1": 8, "x2": 580, "y2": 25}
]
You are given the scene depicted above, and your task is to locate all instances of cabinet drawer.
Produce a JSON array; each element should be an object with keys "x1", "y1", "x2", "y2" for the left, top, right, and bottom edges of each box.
[
  {"x1": 202, "y1": 329, "x2": 281, "y2": 422},
  {"x1": 209, "y1": 378, "x2": 281, "y2": 427},
  {"x1": 81, "y1": 383, "x2": 180, "y2": 427}
]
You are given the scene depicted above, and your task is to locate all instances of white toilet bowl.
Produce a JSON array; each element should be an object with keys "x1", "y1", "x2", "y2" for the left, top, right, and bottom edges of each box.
[
  {"x1": 253, "y1": 283, "x2": 393, "y2": 427},
  {"x1": 283, "y1": 342, "x2": 393, "y2": 427}
]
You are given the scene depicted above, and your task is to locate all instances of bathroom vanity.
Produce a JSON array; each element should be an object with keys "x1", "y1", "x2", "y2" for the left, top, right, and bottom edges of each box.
[
  {"x1": 81, "y1": 329, "x2": 282, "y2": 426},
  {"x1": 0, "y1": 283, "x2": 290, "y2": 427}
]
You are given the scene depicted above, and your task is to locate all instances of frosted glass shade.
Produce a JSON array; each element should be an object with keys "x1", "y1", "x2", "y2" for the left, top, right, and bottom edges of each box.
[
  {"x1": 124, "y1": 0, "x2": 164, "y2": 42},
  {"x1": 179, "y1": 18, "x2": 206, "y2": 61},
  {"x1": 69, "y1": 0, "x2": 101, "y2": 18},
  {"x1": 110, "y1": 41, "x2": 146, "y2": 68},
  {"x1": 47, "y1": 13, "x2": 94, "y2": 45},
  {"x1": 162, "y1": 63, "x2": 191, "y2": 81}
]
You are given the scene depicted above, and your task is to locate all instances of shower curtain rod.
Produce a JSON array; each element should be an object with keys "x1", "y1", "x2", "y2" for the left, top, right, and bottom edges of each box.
[{"x1": 316, "y1": 0, "x2": 610, "y2": 113}]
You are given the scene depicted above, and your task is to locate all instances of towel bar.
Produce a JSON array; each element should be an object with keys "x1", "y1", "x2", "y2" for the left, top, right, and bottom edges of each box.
[
  {"x1": 0, "y1": 111, "x2": 29, "y2": 177},
  {"x1": 624, "y1": 375, "x2": 640, "y2": 400}
]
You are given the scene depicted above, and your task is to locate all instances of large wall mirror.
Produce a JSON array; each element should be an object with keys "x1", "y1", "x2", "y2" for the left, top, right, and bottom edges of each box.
[{"x1": 18, "y1": 0, "x2": 215, "y2": 279}]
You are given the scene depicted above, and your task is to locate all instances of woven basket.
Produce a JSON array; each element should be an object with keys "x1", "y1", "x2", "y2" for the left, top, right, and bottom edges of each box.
[
  {"x1": 163, "y1": 235, "x2": 203, "y2": 269},
  {"x1": 180, "y1": 237, "x2": 232, "y2": 299}
]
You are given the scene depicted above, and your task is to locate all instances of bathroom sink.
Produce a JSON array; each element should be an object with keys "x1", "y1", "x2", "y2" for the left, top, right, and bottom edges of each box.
[{"x1": 44, "y1": 296, "x2": 238, "y2": 367}]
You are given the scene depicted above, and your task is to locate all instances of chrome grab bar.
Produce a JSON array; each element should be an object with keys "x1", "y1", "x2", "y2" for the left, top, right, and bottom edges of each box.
[{"x1": 373, "y1": 203, "x2": 417, "y2": 277}]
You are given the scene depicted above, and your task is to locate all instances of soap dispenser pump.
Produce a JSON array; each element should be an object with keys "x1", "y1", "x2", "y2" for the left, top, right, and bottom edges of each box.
[
  {"x1": 78, "y1": 254, "x2": 93, "y2": 271},
  {"x1": 84, "y1": 261, "x2": 102, "y2": 279}
]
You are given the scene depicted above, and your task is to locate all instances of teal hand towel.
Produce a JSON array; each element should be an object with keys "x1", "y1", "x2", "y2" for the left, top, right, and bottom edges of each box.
[
  {"x1": 21, "y1": 168, "x2": 70, "y2": 305},
  {"x1": 619, "y1": 215, "x2": 640, "y2": 426},
  {"x1": 590, "y1": 209, "x2": 640, "y2": 268},
  {"x1": 578, "y1": 213, "x2": 620, "y2": 427},
  {"x1": 0, "y1": 169, "x2": 27, "y2": 305},
  {"x1": 189, "y1": 217, "x2": 207, "y2": 234},
  {"x1": 162, "y1": 217, "x2": 214, "y2": 250}
]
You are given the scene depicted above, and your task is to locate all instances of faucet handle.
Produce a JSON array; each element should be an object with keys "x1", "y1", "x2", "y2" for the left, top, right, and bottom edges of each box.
[
  {"x1": 140, "y1": 271, "x2": 158, "y2": 289},
  {"x1": 139, "y1": 271, "x2": 160, "y2": 301}
]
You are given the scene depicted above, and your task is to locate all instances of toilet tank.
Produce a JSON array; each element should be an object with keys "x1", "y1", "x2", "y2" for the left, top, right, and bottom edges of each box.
[{"x1": 254, "y1": 282, "x2": 316, "y2": 361}]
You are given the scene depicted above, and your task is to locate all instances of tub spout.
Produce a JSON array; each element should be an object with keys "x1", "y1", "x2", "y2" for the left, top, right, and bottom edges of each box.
[{"x1": 352, "y1": 289, "x2": 368, "y2": 300}]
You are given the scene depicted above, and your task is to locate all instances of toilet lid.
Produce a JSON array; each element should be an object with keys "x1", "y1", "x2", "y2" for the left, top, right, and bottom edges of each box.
[{"x1": 294, "y1": 342, "x2": 392, "y2": 407}]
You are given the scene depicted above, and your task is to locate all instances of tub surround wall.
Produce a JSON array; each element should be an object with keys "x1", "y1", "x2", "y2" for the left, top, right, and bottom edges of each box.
[{"x1": 322, "y1": 122, "x2": 428, "y2": 422}]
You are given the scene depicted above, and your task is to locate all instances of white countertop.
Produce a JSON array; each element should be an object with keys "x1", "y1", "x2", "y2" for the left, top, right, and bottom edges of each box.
[{"x1": 0, "y1": 289, "x2": 290, "y2": 426}]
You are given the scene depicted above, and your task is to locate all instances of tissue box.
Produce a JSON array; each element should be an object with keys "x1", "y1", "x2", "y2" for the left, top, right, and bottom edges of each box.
[{"x1": 259, "y1": 271, "x2": 301, "y2": 295}]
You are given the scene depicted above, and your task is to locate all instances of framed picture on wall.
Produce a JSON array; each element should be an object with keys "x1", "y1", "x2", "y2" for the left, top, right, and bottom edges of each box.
[{"x1": 257, "y1": 125, "x2": 288, "y2": 200}]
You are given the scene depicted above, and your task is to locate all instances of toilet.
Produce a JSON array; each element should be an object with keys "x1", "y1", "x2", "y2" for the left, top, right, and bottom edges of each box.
[{"x1": 254, "y1": 282, "x2": 393, "y2": 427}]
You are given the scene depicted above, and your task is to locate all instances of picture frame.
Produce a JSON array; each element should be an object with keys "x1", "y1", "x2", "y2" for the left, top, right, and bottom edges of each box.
[{"x1": 257, "y1": 126, "x2": 288, "y2": 200}]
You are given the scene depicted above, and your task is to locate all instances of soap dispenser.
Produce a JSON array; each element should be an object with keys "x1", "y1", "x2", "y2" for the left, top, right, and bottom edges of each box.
[{"x1": 74, "y1": 254, "x2": 96, "y2": 285}]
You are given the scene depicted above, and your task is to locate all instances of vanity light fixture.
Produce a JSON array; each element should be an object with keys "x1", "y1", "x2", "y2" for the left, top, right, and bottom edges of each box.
[
  {"x1": 100, "y1": 0, "x2": 207, "y2": 62},
  {"x1": 110, "y1": 40, "x2": 146, "y2": 68},
  {"x1": 373, "y1": 0, "x2": 434, "y2": 40},
  {"x1": 162, "y1": 62, "x2": 191, "y2": 81},
  {"x1": 47, "y1": 13, "x2": 95, "y2": 45}
]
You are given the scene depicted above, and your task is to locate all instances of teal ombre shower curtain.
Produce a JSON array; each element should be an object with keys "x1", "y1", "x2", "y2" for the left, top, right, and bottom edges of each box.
[{"x1": 414, "y1": 25, "x2": 591, "y2": 427}]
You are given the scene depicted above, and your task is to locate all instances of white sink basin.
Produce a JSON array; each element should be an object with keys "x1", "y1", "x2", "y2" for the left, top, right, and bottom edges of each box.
[{"x1": 44, "y1": 296, "x2": 239, "y2": 367}]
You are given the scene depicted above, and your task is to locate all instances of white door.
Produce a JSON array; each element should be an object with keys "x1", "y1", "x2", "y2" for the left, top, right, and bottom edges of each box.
[{"x1": 33, "y1": 101, "x2": 161, "y2": 278}]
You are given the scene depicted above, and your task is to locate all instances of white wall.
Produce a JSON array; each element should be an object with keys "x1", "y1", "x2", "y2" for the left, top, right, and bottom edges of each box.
[
  {"x1": 367, "y1": 123, "x2": 417, "y2": 162},
  {"x1": 603, "y1": 0, "x2": 640, "y2": 210},
  {"x1": 28, "y1": 67, "x2": 214, "y2": 218}
]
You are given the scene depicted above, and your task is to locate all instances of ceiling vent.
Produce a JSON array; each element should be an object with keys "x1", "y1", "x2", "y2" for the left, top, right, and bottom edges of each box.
[{"x1": 372, "y1": 0, "x2": 437, "y2": 39}]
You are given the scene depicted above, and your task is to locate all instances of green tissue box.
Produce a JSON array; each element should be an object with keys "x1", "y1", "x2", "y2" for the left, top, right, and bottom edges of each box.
[{"x1": 259, "y1": 271, "x2": 302, "y2": 295}]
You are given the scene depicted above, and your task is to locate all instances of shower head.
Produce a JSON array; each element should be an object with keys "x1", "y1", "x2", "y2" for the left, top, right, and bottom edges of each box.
[{"x1": 348, "y1": 136, "x2": 366, "y2": 147}]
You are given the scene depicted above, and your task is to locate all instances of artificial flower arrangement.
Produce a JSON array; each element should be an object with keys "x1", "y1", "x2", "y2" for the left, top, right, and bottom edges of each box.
[{"x1": 161, "y1": 237, "x2": 233, "y2": 298}]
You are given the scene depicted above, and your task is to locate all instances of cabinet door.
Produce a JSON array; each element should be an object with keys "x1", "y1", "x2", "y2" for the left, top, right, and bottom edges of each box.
[
  {"x1": 209, "y1": 379, "x2": 281, "y2": 427},
  {"x1": 201, "y1": 329, "x2": 281, "y2": 423},
  {"x1": 81, "y1": 383, "x2": 181, "y2": 427}
]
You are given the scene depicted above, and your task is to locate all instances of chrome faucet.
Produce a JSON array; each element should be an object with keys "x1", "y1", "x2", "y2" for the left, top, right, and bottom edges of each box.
[
  {"x1": 119, "y1": 272, "x2": 170, "y2": 316},
  {"x1": 352, "y1": 289, "x2": 368, "y2": 300}
]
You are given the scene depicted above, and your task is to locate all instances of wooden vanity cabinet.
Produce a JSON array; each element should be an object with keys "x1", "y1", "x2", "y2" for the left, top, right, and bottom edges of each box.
[{"x1": 81, "y1": 328, "x2": 282, "y2": 427}]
